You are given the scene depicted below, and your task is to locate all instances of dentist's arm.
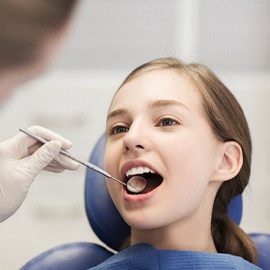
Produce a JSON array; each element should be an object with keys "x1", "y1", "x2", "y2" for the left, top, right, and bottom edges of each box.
[{"x1": 0, "y1": 126, "x2": 79, "y2": 222}]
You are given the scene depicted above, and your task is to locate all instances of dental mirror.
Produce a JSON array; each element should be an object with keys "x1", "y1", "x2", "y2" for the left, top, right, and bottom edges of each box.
[
  {"x1": 126, "y1": 176, "x2": 147, "y2": 194},
  {"x1": 19, "y1": 127, "x2": 147, "y2": 194}
]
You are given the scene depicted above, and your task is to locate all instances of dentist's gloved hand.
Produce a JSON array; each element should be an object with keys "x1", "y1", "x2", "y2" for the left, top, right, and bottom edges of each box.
[{"x1": 0, "y1": 125, "x2": 80, "y2": 222}]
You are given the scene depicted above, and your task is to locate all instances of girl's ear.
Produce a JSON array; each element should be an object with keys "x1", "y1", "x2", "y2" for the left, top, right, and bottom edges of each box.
[{"x1": 211, "y1": 141, "x2": 243, "y2": 182}]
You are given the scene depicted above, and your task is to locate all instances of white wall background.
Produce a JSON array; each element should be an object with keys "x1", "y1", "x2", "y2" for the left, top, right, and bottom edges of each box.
[{"x1": 0, "y1": 1, "x2": 269, "y2": 269}]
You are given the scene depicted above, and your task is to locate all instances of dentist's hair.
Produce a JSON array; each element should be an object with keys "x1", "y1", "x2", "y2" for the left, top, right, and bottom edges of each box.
[
  {"x1": 0, "y1": 0, "x2": 78, "y2": 70},
  {"x1": 118, "y1": 57, "x2": 257, "y2": 264}
]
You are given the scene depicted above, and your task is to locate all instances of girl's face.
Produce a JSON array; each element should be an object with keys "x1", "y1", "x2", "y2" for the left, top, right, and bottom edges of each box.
[{"x1": 105, "y1": 70, "x2": 223, "y2": 233}]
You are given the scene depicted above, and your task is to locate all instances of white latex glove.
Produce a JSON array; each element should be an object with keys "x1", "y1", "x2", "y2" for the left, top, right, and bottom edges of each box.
[{"x1": 0, "y1": 125, "x2": 80, "y2": 222}]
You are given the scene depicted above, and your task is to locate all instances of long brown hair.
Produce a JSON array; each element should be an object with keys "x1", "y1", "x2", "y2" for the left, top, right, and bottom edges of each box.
[
  {"x1": 117, "y1": 57, "x2": 257, "y2": 264},
  {"x1": 0, "y1": 0, "x2": 78, "y2": 70}
]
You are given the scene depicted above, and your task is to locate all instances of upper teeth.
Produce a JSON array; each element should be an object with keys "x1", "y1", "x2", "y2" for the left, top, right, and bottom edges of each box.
[{"x1": 126, "y1": 166, "x2": 156, "y2": 177}]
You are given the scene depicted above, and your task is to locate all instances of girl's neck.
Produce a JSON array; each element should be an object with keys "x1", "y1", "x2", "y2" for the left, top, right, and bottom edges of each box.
[{"x1": 131, "y1": 214, "x2": 217, "y2": 253}]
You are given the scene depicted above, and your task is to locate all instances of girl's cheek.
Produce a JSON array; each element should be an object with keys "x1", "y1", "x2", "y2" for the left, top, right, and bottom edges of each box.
[{"x1": 105, "y1": 149, "x2": 116, "y2": 174}]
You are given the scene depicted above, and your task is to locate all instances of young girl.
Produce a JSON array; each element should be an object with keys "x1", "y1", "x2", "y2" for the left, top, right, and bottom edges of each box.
[{"x1": 91, "y1": 58, "x2": 260, "y2": 269}]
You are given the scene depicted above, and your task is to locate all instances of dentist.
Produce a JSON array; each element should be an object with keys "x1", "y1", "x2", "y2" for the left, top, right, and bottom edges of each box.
[{"x1": 0, "y1": 0, "x2": 79, "y2": 222}]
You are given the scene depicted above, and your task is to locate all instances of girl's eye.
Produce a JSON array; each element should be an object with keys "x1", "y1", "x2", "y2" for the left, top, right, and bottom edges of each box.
[
  {"x1": 110, "y1": 125, "x2": 129, "y2": 135},
  {"x1": 158, "y1": 118, "x2": 178, "y2": 126}
]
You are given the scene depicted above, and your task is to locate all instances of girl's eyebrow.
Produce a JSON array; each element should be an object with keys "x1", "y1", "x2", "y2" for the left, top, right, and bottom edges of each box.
[
  {"x1": 107, "y1": 100, "x2": 189, "y2": 121},
  {"x1": 107, "y1": 108, "x2": 128, "y2": 121},
  {"x1": 150, "y1": 99, "x2": 189, "y2": 110}
]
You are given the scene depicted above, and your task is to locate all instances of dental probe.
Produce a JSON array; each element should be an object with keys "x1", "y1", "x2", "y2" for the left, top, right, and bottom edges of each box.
[{"x1": 19, "y1": 127, "x2": 146, "y2": 193}]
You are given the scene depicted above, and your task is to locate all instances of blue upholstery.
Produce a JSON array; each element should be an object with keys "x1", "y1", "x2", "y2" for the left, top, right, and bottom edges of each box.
[
  {"x1": 20, "y1": 134, "x2": 269, "y2": 269},
  {"x1": 228, "y1": 194, "x2": 243, "y2": 225},
  {"x1": 20, "y1": 242, "x2": 113, "y2": 270},
  {"x1": 85, "y1": 134, "x2": 130, "y2": 251},
  {"x1": 250, "y1": 233, "x2": 270, "y2": 269}
]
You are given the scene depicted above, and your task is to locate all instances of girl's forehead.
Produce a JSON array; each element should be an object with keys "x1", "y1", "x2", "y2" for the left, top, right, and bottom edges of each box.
[{"x1": 111, "y1": 69, "x2": 202, "y2": 109}]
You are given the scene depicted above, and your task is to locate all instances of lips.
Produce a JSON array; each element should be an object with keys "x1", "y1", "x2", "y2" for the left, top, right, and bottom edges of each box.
[{"x1": 122, "y1": 162, "x2": 163, "y2": 194}]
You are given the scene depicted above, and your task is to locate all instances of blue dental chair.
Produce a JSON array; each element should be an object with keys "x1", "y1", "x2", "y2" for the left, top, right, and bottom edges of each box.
[{"x1": 21, "y1": 134, "x2": 270, "y2": 269}]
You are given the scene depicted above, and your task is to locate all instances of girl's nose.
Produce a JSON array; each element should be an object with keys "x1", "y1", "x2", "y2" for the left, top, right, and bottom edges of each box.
[{"x1": 123, "y1": 124, "x2": 149, "y2": 154}]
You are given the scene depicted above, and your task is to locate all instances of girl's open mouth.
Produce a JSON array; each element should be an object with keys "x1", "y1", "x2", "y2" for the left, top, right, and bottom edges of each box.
[{"x1": 126, "y1": 172, "x2": 163, "y2": 195}]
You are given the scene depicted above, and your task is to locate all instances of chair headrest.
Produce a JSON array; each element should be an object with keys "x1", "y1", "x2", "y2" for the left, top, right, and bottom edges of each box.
[{"x1": 85, "y1": 134, "x2": 243, "y2": 251}]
